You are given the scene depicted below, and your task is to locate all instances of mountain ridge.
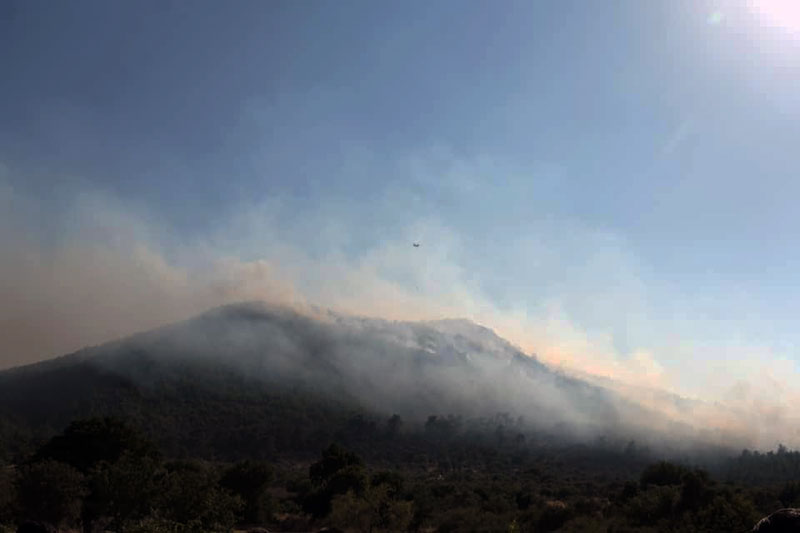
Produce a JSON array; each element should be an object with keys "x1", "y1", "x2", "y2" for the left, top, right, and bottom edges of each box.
[{"x1": 0, "y1": 301, "x2": 737, "y2": 463}]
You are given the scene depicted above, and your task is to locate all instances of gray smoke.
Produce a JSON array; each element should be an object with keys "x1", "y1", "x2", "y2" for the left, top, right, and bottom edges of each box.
[{"x1": 66, "y1": 301, "x2": 744, "y2": 455}]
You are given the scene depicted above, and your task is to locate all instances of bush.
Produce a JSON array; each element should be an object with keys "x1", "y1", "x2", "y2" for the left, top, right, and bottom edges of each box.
[
  {"x1": 85, "y1": 452, "x2": 163, "y2": 529},
  {"x1": 304, "y1": 445, "x2": 367, "y2": 518},
  {"x1": 691, "y1": 493, "x2": 760, "y2": 532},
  {"x1": 625, "y1": 485, "x2": 677, "y2": 526},
  {"x1": 156, "y1": 461, "x2": 243, "y2": 531},
  {"x1": 538, "y1": 502, "x2": 572, "y2": 532},
  {"x1": 309, "y1": 444, "x2": 363, "y2": 485},
  {"x1": 640, "y1": 461, "x2": 688, "y2": 487},
  {"x1": 0, "y1": 467, "x2": 16, "y2": 525},
  {"x1": 16, "y1": 460, "x2": 87, "y2": 528},
  {"x1": 220, "y1": 460, "x2": 274, "y2": 524},
  {"x1": 329, "y1": 485, "x2": 414, "y2": 532},
  {"x1": 125, "y1": 517, "x2": 186, "y2": 533},
  {"x1": 33, "y1": 418, "x2": 158, "y2": 473}
]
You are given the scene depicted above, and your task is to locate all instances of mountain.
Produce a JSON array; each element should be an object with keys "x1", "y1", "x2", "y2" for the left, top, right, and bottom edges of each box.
[{"x1": 0, "y1": 301, "x2": 721, "y2": 462}]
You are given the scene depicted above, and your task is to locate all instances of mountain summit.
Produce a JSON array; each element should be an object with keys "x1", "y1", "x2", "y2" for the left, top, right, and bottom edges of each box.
[{"x1": 0, "y1": 302, "x2": 711, "y2": 461}]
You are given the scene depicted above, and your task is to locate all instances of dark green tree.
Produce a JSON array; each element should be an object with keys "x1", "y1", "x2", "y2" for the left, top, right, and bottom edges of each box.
[
  {"x1": 220, "y1": 460, "x2": 273, "y2": 525},
  {"x1": 640, "y1": 461, "x2": 687, "y2": 487},
  {"x1": 370, "y1": 470, "x2": 404, "y2": 498},
  {"x1": 309, "y1": 444, "x2": 363, "y2": 485},
  {"x1": 386, "y1": 414, "x2": 403, "y2": 437},
  {"x1": 156, "y1": 460, "x2": 242, "y2": 531},
  {"x1": 33, "y1": 417, "x2": 158, "y2": 473},
  {"x1": 677, "y1": 468, "x2": 712, "y2": 511},
  {"x1": 0, "y1": 466, "x2": 17, "y2": 525},
  {"x1": 16, "y1": 460, "x2": 87, "y2": 529},
  {"x1": 84, "y1": 452, "x2": 163, "y2": 530},
  {"x1": 305, "y1": 444, "x2": 366, "y2": 518}
]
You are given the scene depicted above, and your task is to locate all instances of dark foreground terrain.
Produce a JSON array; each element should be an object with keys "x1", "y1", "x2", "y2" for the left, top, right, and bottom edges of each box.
[
  {"x1": 1, "y1": 304, "x2": 799, "y2": 532},
  {"x1": 3, "y1": 414, "x2": 800, "y2": 532}
]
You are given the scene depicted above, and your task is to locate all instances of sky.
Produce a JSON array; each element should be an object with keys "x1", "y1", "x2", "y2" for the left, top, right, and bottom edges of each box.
[{"x1": 2, "y1": 0, "x2": 800, "y2": 417}]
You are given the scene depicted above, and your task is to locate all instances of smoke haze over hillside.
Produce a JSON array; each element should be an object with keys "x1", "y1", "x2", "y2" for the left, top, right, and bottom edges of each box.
[
  {"x1": 2, "y1": 175, "x2": 800, "y2": 450},
  {"x1": 4, "y1": 1, "x2": 800, "y2": 456}
]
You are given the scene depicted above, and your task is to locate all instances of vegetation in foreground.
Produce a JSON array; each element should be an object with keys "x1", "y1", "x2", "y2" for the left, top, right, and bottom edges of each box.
[{"x1": 2, "y1": 416, "x2": 800, "y2": 532}]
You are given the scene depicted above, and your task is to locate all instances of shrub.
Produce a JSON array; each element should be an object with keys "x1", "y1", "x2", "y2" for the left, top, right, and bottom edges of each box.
[{"x1": 16, "y1": 460, "x2": 87, "y2": 529}]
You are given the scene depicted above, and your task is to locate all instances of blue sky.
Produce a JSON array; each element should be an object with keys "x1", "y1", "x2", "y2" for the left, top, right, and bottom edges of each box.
[{"x1": 2, "y1": 0, "x2": 800, "y2": 406}]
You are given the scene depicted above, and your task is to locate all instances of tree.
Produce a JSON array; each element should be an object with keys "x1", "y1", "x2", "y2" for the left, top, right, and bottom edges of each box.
[
  {"x1": 309, "y1": 444, "x2": 363, "y2": 485},
  {"x1": 325, "y1": 465, "x2": 367, "y2": 499},
  {"x1": 640, "y1": 461, "x2": 687, "y2": 487},
  {"x1": 624, "y1": 485, "x2": 677, "y2": 526},
  {"x1": 0, "y1": 466, "x2": 16, "y2": 526},
  {"x1": 305, "y1": 444, "x2": 366, "y2": 518},
  {"x1": 329, "y1": 485, "x2": 413, "y2": 532},
  {"x1": 33, "y1": 418, "x2": 158, "y2": 473},
  {"x1": 84, "y1": 452, "x2": 163, "y2": 530},
  {"x1": 156, "y1": 460, "x2": 243, "y2": 531},
  {"x1": 386, "y1": 415, "x2": 403, "y2": 437},
  {"x1": 370, "y1": 470, "x2": 404, "y2": 498},
  {"x1": 16, "y1": 460, "x2": 87, "y2": 529},
  {"x1": 220, "y1": 460, "x2": 273, "y2": 524},
  {"x1": 677, "y1": 469, "x2": 711, "y2": 511}
]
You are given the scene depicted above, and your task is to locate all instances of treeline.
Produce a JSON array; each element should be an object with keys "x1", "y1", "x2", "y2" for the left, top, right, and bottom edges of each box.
[
  {"x1": 2, "y1": 416, "x2": 799, "y2": 532},
  {"x1": 0, "y1": 418, "x2": 270, "y2": 532},
  {"x1": 723, "y1": 446, "x2": 800, "y2": 485},
  {"x1": 3, "y1": 355, "x2": 799, "y2": 486},
  {"x1": 0, "y1": 417, "x2": 416, "y2": 532}
]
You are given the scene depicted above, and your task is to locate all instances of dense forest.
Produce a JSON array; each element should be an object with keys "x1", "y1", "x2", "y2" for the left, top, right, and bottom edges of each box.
[{"x1": 1, "y1": 413, "x2": 799, "y2": 532}]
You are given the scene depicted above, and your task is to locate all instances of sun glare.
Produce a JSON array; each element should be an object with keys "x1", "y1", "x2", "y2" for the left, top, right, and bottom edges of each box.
[{"x1": 748, "y1": 0, "x2": 800, "y2": 33}]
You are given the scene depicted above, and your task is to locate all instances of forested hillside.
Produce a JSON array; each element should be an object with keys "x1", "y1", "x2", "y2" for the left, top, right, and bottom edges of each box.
[
  {"x1": 1, "y1": 414, "x2": 799, "y2": 532},
  {"x1": 0, "y1": 304, "x2": 797, "y2": 531}
]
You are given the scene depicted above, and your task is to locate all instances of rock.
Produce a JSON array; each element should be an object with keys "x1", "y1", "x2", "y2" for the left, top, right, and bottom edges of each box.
[{"x1": 752, "y1": 508, "x2": 800, "y2": 532}]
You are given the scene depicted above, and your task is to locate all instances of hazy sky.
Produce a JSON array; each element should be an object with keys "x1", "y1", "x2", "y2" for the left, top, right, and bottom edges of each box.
[{"x1": 2, "y1": 0, "x2": 800, "y2": 406}]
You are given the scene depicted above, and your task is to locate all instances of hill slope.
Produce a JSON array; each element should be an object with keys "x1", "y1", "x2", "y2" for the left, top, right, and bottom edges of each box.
[{"x1": 0, "y1": 302, "x2": 712, "y2": 461}]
